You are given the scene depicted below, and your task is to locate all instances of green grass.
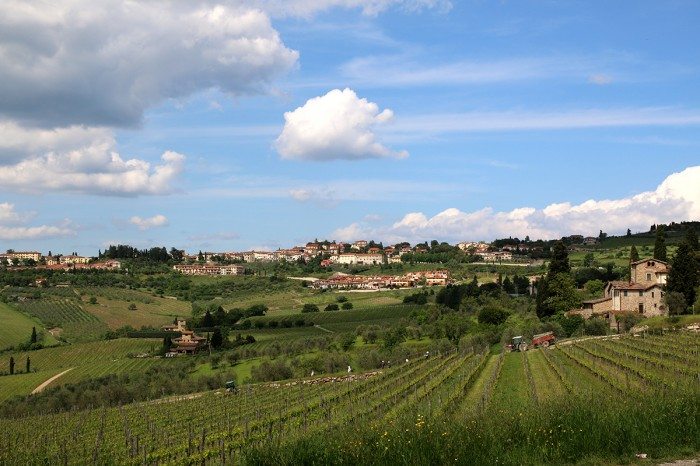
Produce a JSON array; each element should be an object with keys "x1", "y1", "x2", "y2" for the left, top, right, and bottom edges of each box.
[
  {"x1": 79, "y1": 287, "x2": 191, "y2": 329},
  {"x1": 0, "y1": 333, "x2": 697, "y2": 465},
  {"x1": 0, "y1": 302, "x2": 58, "y2": 350},
  {"x1": 0, "y1": 339, "x2": 161, "y2": 400}
]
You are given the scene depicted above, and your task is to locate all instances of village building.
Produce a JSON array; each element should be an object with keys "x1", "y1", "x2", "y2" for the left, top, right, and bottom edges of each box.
[
  {"x1": 335, "y1": 253, "x2": 384, "y2": 265},
  {"x1": 2, "y1": 251, "x2": 42, "y2": 262},
  {"x1": 173, "y1": 264, "x2": 245, "y2": 276},
  {"x1": 351, "y1": 240, "x2": 368, "y2": 250},
  {"x1": 569, "y1": 258, "x2": 669, "y2": 328},
  {"x1": 60, "y1": 254, "x2": 91, "y2": 265}
]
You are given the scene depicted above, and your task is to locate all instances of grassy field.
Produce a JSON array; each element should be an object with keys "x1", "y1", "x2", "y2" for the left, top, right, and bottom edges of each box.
[
  {"x1": 79, "y1": 287, "x2": 191, "y2": 329},
  {"x1": 0, "y1": 302, "x2": 58, "y2": 350},
  {"x1": 0, "y1": 333, "x2": 696, "y2": 465}
]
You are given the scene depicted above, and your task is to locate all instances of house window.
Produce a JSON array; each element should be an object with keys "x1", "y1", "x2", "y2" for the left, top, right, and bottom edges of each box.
[
  {"x1": 614, "y1": 290, "x2": 619, "y2": 297},
  {"x1": 639, "y1": 291, "x2": 643, "y2": 297},
  {"x1": 638, "y1": 303, "x2": 644, "y2": 313},
  {"x1": 623, "y1": 291, "x2": 628, "y2": 297},
  {"x1": 646, "y1": 273, "x2": 652, "y2": 281},
  {"x1": 651, "y1": 291, "x2": 655, "y2": 298}
]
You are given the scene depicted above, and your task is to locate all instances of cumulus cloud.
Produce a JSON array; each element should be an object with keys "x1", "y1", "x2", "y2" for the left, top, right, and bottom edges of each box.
[
  {"x1": 0, "y1": 202, "x2": 75, "y2": 240},
  {"x1": 0, "y1": 1, "x2": 298, "y2": 128},
  {"x1": 332, "y1": 166, "x2": 700, "y2": 243},
  {"x1": 129, "y1": 214, "x2": 169, "y2": 230},
  {"x1": 275, "y1": 88, "x2": 408, "y2": 161},
  {"x1": 0, "y1": 131, "x2": 185, "y2": 196}
]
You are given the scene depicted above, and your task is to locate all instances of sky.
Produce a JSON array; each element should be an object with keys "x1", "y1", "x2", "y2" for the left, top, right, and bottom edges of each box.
[{"x1": 1, "y1": 0, "x2": 700, "y2": 255}]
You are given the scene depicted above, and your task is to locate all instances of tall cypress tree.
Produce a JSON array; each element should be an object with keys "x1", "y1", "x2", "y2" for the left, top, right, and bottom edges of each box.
[
  {"x1": 26, "y1": 357, "x2": 30, "y2": 373},
  {"x1": 653, "y1": 226, "x2": 667, "y2": 261},
  {"x1": 548, "y1": 241, "x2": 570, "y2": 278},
  {"x1": 667, "y1": 242, "x2": 699, "y2": 308},
  {"x1": 685, "y1": 228, "x2": 699, "y2": 251},
  {"x1": 30, "y1": 326, "x2": 37, "y2": 344},
  {"x1": 629, "y1": 245, "x2": 639, "y2": 262},
  {"x1": 9, "y1": 356, "x2": 14, "y2": 375}
]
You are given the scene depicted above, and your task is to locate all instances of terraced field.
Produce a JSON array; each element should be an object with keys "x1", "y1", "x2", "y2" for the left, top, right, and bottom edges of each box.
[{"x1": 0, "y1": 332, "x2": 696, "y2": 465}]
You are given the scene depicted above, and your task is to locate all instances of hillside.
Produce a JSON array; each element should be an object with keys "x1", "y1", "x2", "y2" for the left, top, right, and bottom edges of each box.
[{"x1": 0, "y1": 333, "x2": 696, "y2": 465}]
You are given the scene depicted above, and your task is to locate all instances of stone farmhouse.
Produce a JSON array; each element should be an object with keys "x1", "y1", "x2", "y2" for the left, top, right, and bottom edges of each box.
[
  {"x1": 163, "y1": 319, "x2": 207, "y2": 355},
  {"x1": 569, "y1": 258, "x2": 670, "y2": 328}
]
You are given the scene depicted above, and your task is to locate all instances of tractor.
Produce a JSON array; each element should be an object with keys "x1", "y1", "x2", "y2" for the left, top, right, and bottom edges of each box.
[
  {"x1": 225, "y1": 380, "x2": 237, "y2": 394},
  {"x1": 509, "y1": 332, "x2": 556, "y2": 352}
]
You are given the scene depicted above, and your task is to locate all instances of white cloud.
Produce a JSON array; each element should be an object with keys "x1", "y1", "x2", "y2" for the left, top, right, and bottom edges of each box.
[
  {"x1": 0, "y1": 203, "x2": 75, "y2": 240},
  {"x1": 0, "y1": 131, "x2": 185, "y2": 196},
  {"x1": 129, "y1": 214, "x2": 169, "y2": 230},
  {"x1": 275, "y1": 88, "x2": 408, "y2": 161},
  {"x1": 0, "y1": 1, "x2": 298, "y2": 128},
  {"x1": 332, "y1": 166, "x2": 700, "y2": 243},
  {"x1": 383, "y1": 107, "x2": 700, "y2": 137}
]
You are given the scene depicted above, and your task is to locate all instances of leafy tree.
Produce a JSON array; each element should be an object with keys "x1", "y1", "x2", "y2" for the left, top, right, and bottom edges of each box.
[
  {"x1": 626, "y1": 228, "x2": 632, "y2": 237},
  {"x1": 667, "y1": 242, "x2": 698, "y2": 308},
  {"x1": 383, "y1": 327, "x2": 406, "y2": 348},
  {"x1": 653, "y1": 226, "x2": 667, "y2": 261},
  {"x1": 88, "y1": 296, "x2": 98, "y2": 305},
  {"x1": 502, "y1": 276, "x2": 515, "y2": 294},
  {"x1": 336, "y1": 295, "x2": 348, "y2": 303},
  {"x1": 210, "y1": 327, "x2": 224, "y2": 349},
  {"x1": 665, "y1": 291, "x2": 687, "y2": 316},
  {"x1": 555, "y1": 314, "x2": 584, "y2": 337},
  {"x1": 477, "y1": 306, "x2": 509, "y2": 326},
  {"x1": 341, "y1": 302, "x2": 353, "y2": 310},
  {"x1": 584, "y1": 318, "x2": 609, "y2": 336},
  {"x1": 629, "y1": 245, "x2": 639, "y2": 262},
  {"x1": 537, "y1": 273, "x2": 581, "y2": 318},
  {"x1": 301, "y1": 304, "x2": 319, "y2": 313},
  {"x1": 583, "y1": 253, "x2": 595, "y2": 267},
  {"x1": 324, "y1": 303, "x2": 339, "y2": 312},
  {"x1": 584, "y1": 279, "x2": 605, "y2": 298}
]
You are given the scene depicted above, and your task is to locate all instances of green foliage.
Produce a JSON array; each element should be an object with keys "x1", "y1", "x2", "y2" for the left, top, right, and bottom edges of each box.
[
  {"x1": 477, "y1": 305, "x2": 509, "y2": 326},
  {"x1": 665, "y1": 291, "x2": 687, "y2": 316},
  {"x1": 537, "y1": 273, "x2": 581, "y2": 318},
  {"x1": 341, "y1": 302, "x2": 353, "y2": 310},
  {"x1": 583, "y1": 279, "x2": 604, "y2": 298},
  {"x1": 667, "y1": 242, "x2": 699, "y2": 308},
  {"x1": 301, "y1": 303, "x2": 319, "y2": 313},
  {"x1": 324, "y1": 304, "x2": 340, "y2": 312},
  {"x1": 629, "y1": 244, "x2": 640, "y2": 262},
  {"x1": 653, "y1": 226, "x2": 667, "y2": 261},
  {"x1": 584, "y1": 317, "x2": 609, "y2": 336}
]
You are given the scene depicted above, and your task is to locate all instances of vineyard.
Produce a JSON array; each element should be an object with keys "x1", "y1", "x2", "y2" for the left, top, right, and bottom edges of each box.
[
  {"x1": 13, "y1": 298, "x2": 108, "y2": 341},
  {"x1": 0, "y1": 339, "x2": 162, "y2": 401},
  {"x1": 0, "y1": 302, "x2": 57, "y2": 350},
  {"x1": 0, "y1": 332, "x2": 697, "y2": 465}
]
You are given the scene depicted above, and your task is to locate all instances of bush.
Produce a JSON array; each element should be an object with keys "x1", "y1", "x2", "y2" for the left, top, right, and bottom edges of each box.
[
  {"x1": 250, "y1": 359, "x2": 293, "y2": 382},
  {"x1": 336, "y1": 295, "x2": 348, "y2": 303},
  {"x1": 128, "y1": 303, "x2": 137, "y2": 310},
  {"x1": 403, "y1": 292, "x2": 428, "y2": 305},
  {"x1": 477, "y1": 306, "x2": 509, "y2": 326},
  {"x1": 341, "y1": 302, "x2": 353, "y2": 310},
  {"x1": 324, "y1": 304, "x2": 339, "y2": 312},
  {"x1": 584, "y1": 317, "x2": 609, "y2": 336},
  {"x1": 301, "y1": 304, "x2": 319, "y2": 313}
]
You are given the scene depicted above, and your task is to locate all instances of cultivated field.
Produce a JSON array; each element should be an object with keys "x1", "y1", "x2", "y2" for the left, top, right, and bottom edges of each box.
[
  {"x1": 0, "y1": 332, "x2": 697, "y2": 465},
  {"x1": 0, "y1": 302, "x2": 57, "y2": 350}
]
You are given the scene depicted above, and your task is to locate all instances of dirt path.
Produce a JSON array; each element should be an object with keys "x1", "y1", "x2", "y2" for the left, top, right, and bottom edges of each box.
[
  {"x1": 31, "y1": 368, "x2": 74, "y2": 394},
  {"x1": 314, "y1": 324, "x2": 334, "y2": 333}
]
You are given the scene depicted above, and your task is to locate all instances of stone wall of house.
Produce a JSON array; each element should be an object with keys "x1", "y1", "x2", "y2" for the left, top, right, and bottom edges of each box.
[
  {"x1": 617, "y1": 286, "x2": 666, "y2": 317},
  {"x1": 631, "y1": 260, "x2": 669, "y2": 285}
]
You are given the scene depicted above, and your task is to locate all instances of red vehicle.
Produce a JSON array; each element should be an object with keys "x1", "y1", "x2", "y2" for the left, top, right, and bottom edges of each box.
[{"x1": 531, "y1": 331, "x2": 556, "y2": 348}]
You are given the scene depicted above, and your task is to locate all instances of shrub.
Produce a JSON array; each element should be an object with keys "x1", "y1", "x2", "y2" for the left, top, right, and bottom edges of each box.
[
  {"x1": 584, "y1": 317, "x2": 609, "y2": 336},
  {"x1": 324, "y1": 304, "x2": 339, "y2": 312},
  {"x1": 341, "y1": 302, "x2": 353, "y2": 310},
  {"x1": 301, "y1": 304, "x2": 319, "y2": 313}
]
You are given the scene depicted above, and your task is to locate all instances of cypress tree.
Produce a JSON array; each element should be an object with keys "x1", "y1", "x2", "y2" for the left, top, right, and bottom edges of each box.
[
  {"x1": 547, "y1": 241, "x2": 570, "y2": 278},
  {"x1": 653, "y1": 226, "x2": 667, "y2": 261},
  {"x1": 26, "y1": 357, "x2": 30, "y2": 373},
  {"x1": 686, "y1": 228, "x2": 699, "y2": 251},
  {"x1": 630, "y1": 245, "x2": 639, "y2": 262},
  {"x1": 211, "y1": 327, "x2": 223, "y2": 349},
  {"x1": 9, "y1": 356, "x2": 14, "y2": 375},
  {"x1": 667, "y1": 242, "x2": 699, "y2": 308},
  {"x1": 30, "y1": 326, "x2": 37, "y2": 344}
]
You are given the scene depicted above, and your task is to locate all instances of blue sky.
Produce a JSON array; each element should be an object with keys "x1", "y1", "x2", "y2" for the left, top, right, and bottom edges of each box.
[{"x1": 1, "y1": 0, "x2": 699, "y2": 254}]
